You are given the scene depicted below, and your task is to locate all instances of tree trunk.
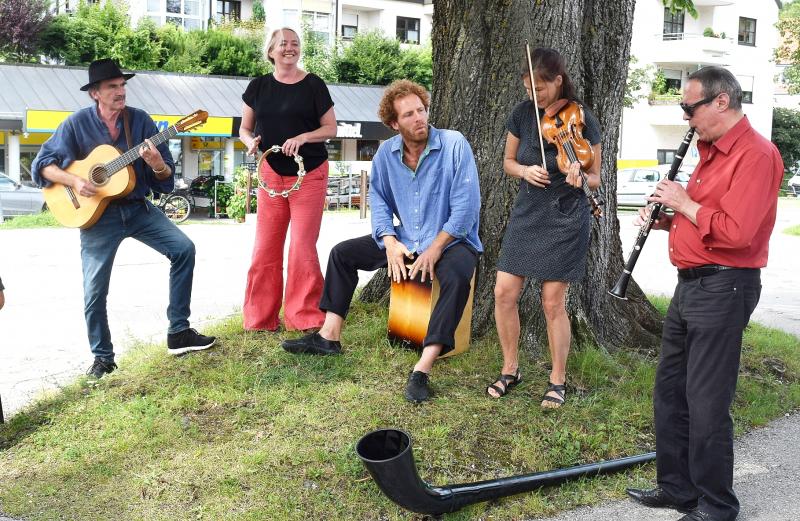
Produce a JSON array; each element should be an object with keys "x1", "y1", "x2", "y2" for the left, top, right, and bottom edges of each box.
[{"x1": 362, "y1": 0, "x2": 663, "y2": 354}]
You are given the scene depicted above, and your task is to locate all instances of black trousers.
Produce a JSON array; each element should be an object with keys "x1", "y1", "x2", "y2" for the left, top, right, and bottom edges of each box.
[
  {"x1": 655, "y1": 268, "x2": 761, "y2": 521},
  {"x1": 319, "y1": 234, "x2": 478, "y2": 355}
]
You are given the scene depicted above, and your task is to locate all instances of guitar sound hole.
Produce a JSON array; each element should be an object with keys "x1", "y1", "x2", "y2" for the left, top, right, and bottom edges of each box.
[{"x1": 90, "y1": 166, "x2": 109, "y2": 186}]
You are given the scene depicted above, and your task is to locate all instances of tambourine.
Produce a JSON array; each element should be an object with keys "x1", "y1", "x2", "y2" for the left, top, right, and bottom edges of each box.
[{"x1": 256, "y1": 145, "x2": 306, "y2": 198}]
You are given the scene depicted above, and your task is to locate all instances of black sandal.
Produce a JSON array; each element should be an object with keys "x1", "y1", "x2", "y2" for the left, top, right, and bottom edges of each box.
[
  {"x1": 541, "y1": 381, "x2": 566, "y2": 409},
  {"x1": 486, "y1": 369, "x2": 522, "y2": 398}
]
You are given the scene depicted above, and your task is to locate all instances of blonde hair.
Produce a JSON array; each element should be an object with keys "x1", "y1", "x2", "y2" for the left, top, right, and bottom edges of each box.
[
  {"x1": 265, "y1": 27, "x2": 300, "y2": 64},
  {"x1": 378, "y1": 80, "x2": 430, "y2": 127}
]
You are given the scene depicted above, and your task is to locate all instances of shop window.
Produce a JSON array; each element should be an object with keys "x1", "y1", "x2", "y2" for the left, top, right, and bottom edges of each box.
[
  {"x1": 326, "y1": 140, "x2": 343, "y2": 161},
  {"x1": 738, "y1": 17, "x2": 756, "y2": 46},
  {"x1": 657, "y1": 149, "x2": 676, "y2": 165},
  {"x1": 397, "y1": 17, "x2": 420, "y2": 44},
  {"x1": 663, "y1": 8, "x2": 684, "y2": 40},
  {"x1": 216, "y1": 0, "x2": 240, "y2": 21},
  {"x1": 357, "y1": 140, "x2": 379, "y2": 161}
]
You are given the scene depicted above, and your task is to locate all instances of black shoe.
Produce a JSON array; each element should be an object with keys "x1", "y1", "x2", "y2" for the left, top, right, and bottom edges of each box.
[
  {"x1": 626, "y1": 487, "x2": 697, "y2": 514},
  {"x1": 281, "y1": 332, "x2": 341, "y2": 355},
  {"x1": 86, "y1": 358, "x2": 117, "y2": 380},
  {"x1": 678, "y1": 510, "x2": 723, "y2": 521},
  {"x1": 404, "y1": 371, "x2": 431, "y2": 403},
  {"x1": 167, "y1": 328, "x2": 216, "y2": 356}
]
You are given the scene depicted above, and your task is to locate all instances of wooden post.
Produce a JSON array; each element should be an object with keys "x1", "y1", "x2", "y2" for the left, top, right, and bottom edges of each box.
[{"x1": 359, "y1": 169, "x2": 368, "y2": 219}]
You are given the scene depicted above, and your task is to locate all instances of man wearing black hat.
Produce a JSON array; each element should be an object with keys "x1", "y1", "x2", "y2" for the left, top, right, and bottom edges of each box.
[{"x1": 31, "y1": 59, "x2": 216, "y2": 380}]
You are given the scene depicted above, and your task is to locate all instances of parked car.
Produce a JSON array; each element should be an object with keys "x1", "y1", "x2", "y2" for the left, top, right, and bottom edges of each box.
[
  {"x1": 788, "y1": 170, "x2": 800, "y2": 197},
  {"x1": 0, "y1": 172, "x2": 46, "y2": 217},
  {"x1": 616, "y1": 165, "x2": 693, "y2": 207}
]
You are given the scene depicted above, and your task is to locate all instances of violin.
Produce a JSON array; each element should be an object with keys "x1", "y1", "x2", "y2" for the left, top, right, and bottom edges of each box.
[{"x1": 540, "y1": 98, "x2": 604, "y2": 220}]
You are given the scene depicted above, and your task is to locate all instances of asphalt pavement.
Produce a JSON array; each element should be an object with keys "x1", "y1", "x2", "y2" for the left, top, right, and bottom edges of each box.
[{"x1": 0, "y1": 204, "x2": 798, "y2": 520}]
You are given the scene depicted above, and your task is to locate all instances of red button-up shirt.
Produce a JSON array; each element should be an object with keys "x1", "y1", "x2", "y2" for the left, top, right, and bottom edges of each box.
[{"x1": 669, "y1": 117, "x2": 784, "y2": 269}]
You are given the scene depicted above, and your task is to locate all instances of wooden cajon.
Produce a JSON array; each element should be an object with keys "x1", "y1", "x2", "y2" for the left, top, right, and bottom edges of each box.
[{"x1": 387, "y1": 268, "x2": 476, "y2": 359}]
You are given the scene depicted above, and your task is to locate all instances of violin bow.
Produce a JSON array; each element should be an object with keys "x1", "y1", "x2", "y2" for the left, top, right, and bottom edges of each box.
[{"x1": 525, "y1": 40, "x2": 547, "y2": 170}]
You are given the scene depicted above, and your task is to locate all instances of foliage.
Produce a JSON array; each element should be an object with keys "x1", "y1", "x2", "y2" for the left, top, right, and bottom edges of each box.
[
  {"x1": 785, "y1": 224, "x2": 800, "y2": 235},
  {"x1": 226, "y1": 165, "x2": 257, "y2": 219},
  {"x1": 0, "y1": 301, "x2": 797, "y2": 519},
  {"x1": 335, "y1": 30, "x2": 432, "y2": 89},
  {"x1": 301, "y1": 22, "x2": 338, "y2": 83},
  {"x1": 662, "y1": 0, "x2": 698, "y2": 18},
  {"x1": 777, "y1": 1, "x2": 800, "y2": 93},
  {"x1": 37, "y1": 1, "x2": 270, "y2": 77},
  {"x1": 772, "y1": 108, "x2": 800, "y2": 177},
  {"x1": 0, "y1": 211, "x2": 60, "y2": 229},
  {"x1": 0, "y1": 0, "x2": 51, "y2": 61},
  {"x1": 251, "y1": 0, "x2": 265, "y2": 22},
  {"x1": 623, "y1": 56, "x2": 654, "y2": 109},
  {"x1": 650, "y1": 69, "x2": 667, "y2": 95}
]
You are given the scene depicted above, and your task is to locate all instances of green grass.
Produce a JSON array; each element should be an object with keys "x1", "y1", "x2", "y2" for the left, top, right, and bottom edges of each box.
[
  {"x1": 0, "y1": 211, "x2": 61, "y2": 229},
  {"x1": 1, "y1": 300, "x2": 798, "y2": 521}
]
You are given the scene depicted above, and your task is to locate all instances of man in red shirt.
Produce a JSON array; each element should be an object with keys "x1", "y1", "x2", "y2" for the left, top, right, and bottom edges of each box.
[{"x1": 625, "y1": 67, "x2": 784, "y2": 521}]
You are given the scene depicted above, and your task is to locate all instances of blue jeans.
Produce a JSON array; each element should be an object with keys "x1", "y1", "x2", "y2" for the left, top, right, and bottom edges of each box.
[{"x1": 80, "y1": 200, "x2": 195, "y2": 362}]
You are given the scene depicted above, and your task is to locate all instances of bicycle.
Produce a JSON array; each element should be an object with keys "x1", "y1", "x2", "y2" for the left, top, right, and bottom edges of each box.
[{"x1": 150, "y1": 179, "x2": 193, "y2": 224}]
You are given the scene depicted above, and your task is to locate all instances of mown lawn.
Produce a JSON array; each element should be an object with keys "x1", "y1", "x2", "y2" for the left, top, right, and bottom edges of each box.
[{"x1": 1, "y1": 298, "x2": 798, "y2": 520}]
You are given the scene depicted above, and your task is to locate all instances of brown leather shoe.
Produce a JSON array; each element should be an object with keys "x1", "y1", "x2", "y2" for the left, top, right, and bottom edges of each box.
[{"x1": 625, "y1": 486, "x2": 697, "y2": 514}]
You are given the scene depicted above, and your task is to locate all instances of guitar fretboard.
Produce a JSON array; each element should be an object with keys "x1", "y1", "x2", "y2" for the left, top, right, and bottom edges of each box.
[{"x1": 105, "y1": 126, "x2": 180, "y2": 175}]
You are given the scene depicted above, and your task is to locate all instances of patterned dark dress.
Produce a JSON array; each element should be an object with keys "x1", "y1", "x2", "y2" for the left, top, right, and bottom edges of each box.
[{"x1": 497, "y1": 100, "x2": 601, "y2": 282}]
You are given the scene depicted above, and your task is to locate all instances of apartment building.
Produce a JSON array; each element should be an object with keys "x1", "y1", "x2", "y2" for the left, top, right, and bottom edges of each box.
[{"x1": 619, "y1": 0, "x2": 781, "y2": 169}]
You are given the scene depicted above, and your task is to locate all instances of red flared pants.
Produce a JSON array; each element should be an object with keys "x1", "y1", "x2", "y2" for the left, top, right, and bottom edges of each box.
[{"x1": 243, "y1": 160, "x2": 328, "y2": 331}]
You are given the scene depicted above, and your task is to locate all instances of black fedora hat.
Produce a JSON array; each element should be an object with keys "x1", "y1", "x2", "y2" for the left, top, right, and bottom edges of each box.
[{"x1": 80, "y1": 59, "x2": 135, "y2": 91}]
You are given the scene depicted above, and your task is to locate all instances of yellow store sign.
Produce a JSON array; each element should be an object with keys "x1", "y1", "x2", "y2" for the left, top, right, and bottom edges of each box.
[{"x1": 25, "y1": 110, "x2": 233, "y2": 136}]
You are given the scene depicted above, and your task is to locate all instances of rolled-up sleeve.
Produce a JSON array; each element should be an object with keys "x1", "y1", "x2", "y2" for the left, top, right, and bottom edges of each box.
[
  {"x1": 441, "y1": 137, "x2": 480, "y2": 239},
  {"x1": 31, "y1": 118, "x2": 80, "y2": 188},
  {"x1": 369, "y1": 149, "x2": 396, "y2": 249}
]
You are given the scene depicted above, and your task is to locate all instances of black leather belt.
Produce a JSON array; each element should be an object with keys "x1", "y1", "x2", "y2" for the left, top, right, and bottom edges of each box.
[{"x1": 677, "y1": 264, "x2": 736, "y2": 280}]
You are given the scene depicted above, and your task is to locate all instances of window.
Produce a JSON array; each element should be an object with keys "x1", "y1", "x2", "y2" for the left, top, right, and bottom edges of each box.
[
  {"x1": 325, "y1": 140, "x2": 343, "y2": 161},
  {"x1": 738, "y1": 17, "x2": 756, "y2": 46},
  {"x1": 302, "y1": 11, "x2": 331, "y2": 42},
  {"x1": 341, "y1": 24, "x2": 357, "y2": 40},
  {"x1": 166, "y1": 0, "x2": 180, "y2": 13},
  {"x1": 216, "y1": 0, "x2": 241, "y2": 21},
  {"x1": 357, "y1": 140, "x2": 379, "y2": 161},
  {"x1": 663, "y1": 8, "x2": 684, "y2": 40},
  {"x1": 632, "y1": 169, "x2": 659, "y2": 183},
  {"x1": 397, "y1": 16, "x2": 420, "y2": 44},
  {"x1": 737, "y1": 75, "x2": 754, "y2": 104},
  {"x1": 184, "y1": 0, "x2": 199, "y2": 16},
  {"x1": 663, "y1": 69, "x2": 682, "y2": 93},
  {"x1": 147, "y1": 0, "x2": 160, "y2": 12},
  {"x1": 657, "y1": 149, "x2": 676, "y2": 165}
]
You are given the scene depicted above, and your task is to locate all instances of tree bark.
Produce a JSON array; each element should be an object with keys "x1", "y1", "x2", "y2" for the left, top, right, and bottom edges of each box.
[{"x1": 362, "y1": 0, "x2": 663, "y2": 354}]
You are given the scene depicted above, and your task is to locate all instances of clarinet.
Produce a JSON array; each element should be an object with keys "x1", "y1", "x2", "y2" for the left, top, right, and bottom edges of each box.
[{"x1": 608, "y1": 127, "x2": 696, "y2": 300}]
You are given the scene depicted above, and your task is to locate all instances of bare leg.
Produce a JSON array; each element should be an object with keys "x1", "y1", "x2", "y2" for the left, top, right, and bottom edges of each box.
[
  {"x1": 413, "y1": 344, "x2": 443, "y2": 374},
  {"x1": 317, "y1": 312, "x2": 344, "y2": 341},
  {"x1": 541, "y1": 280, "x2": 570, "y2": 408},
  {"x1": 488, "y1": 271, "x2": 525, "y2": 397}
]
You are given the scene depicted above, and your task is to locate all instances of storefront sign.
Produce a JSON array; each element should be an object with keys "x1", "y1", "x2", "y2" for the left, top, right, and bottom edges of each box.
[
  {"x1": 26, "y1": 110, "x2": 233, "y2": 137},
  {"x1": 337, "y1": 122, "x2": 363, "y2": 138}
]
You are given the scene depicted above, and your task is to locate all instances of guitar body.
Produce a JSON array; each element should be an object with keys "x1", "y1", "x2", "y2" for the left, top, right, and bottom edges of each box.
[
  {"x1": 387, "y1": 269, "x2": 476, "y2": 359},
  {"x1": 43, "y1": 144, "x2": 136, "y2": 229}
]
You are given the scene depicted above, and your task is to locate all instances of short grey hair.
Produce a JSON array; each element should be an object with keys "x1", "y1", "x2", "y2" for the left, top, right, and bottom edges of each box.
[{"x1": 687, "y1": 66, "x2": 743, "y2": 111}]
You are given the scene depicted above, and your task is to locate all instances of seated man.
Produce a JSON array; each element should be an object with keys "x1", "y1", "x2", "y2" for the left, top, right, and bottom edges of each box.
[{"x1": 282, "y1": 79, "x2": 482, "y2": 403}]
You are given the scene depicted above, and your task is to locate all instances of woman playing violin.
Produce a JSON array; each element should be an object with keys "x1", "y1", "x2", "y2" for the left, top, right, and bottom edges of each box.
[{"x1": 486, "y1": 47, "x2": 601, "y2": 409}]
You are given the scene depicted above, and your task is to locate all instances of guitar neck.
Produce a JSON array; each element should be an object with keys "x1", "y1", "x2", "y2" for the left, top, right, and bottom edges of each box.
[{"x1": 105, "y1": 125, "x2": 179, "y2": 174}]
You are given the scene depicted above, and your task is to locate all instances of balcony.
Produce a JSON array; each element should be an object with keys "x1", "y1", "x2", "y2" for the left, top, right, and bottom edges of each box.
[
  {"x1": 646, "y1": 98, "x2": 686, "y2": 126},
  {"x1": 652, "y1": 32, "x2": 733, "y2": 68}
]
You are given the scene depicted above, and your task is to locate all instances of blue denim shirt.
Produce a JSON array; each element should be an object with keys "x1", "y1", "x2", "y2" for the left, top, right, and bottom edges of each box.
[
  {"x1": 369, "y1": 125, "x2": 483, "y2": 254},
  {"x1": 31, "y1": 105, "x2": 175, "y2": 199}
]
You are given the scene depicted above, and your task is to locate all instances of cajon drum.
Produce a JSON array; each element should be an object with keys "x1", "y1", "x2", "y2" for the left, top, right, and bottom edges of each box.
[{"x1": 387, "y1": 268, "x2": 476, "y2": 359}]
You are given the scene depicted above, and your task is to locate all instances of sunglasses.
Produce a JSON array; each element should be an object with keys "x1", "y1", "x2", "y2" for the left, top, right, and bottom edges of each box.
[{"x1": 679, "y1": 94, "x2": 718, "y2": 117}]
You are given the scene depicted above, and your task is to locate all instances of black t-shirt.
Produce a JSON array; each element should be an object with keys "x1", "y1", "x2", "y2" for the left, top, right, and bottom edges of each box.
[{"x1": 242, "y1": 73, "x2": 334, "y2": 176}]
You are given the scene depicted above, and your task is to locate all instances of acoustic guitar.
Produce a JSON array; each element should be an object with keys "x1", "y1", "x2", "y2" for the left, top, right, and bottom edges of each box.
[
  {"x1": 43, "y1": 110, "x2": 208, "y2": 229},
  {"x1": 387, "y1": 266, "x2": 476, "y2": 359}
]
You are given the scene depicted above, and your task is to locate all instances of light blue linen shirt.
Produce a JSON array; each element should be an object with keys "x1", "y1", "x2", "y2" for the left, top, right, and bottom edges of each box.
[{"x1": 369, "y1": 125, "x2": 483, "y2": 254}]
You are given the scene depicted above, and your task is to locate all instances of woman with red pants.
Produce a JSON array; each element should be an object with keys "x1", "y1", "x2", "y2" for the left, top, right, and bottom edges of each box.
[{"x1": 239, "y1": 27, "x2": 337, "y2": 331}]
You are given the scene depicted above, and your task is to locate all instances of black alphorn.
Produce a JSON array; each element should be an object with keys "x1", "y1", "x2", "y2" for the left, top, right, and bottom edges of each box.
[{"x1": 608, "y1": 127, "x2": 696, "y2": 300}]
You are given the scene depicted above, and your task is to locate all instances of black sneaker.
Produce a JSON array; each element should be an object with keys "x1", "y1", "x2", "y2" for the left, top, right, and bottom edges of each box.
[
  {"x1": 404, "y1": 371, "x2": 431, "y2": 403},
  {"x1": 281, "y1": 332, "x2": 341, "y2": 355},
  {"x1": 86, "y1": 358, "x2": 117, "y2": 380},
  {"x1": 167, "y1": 328, "x2": 216, "y2": 356}
]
